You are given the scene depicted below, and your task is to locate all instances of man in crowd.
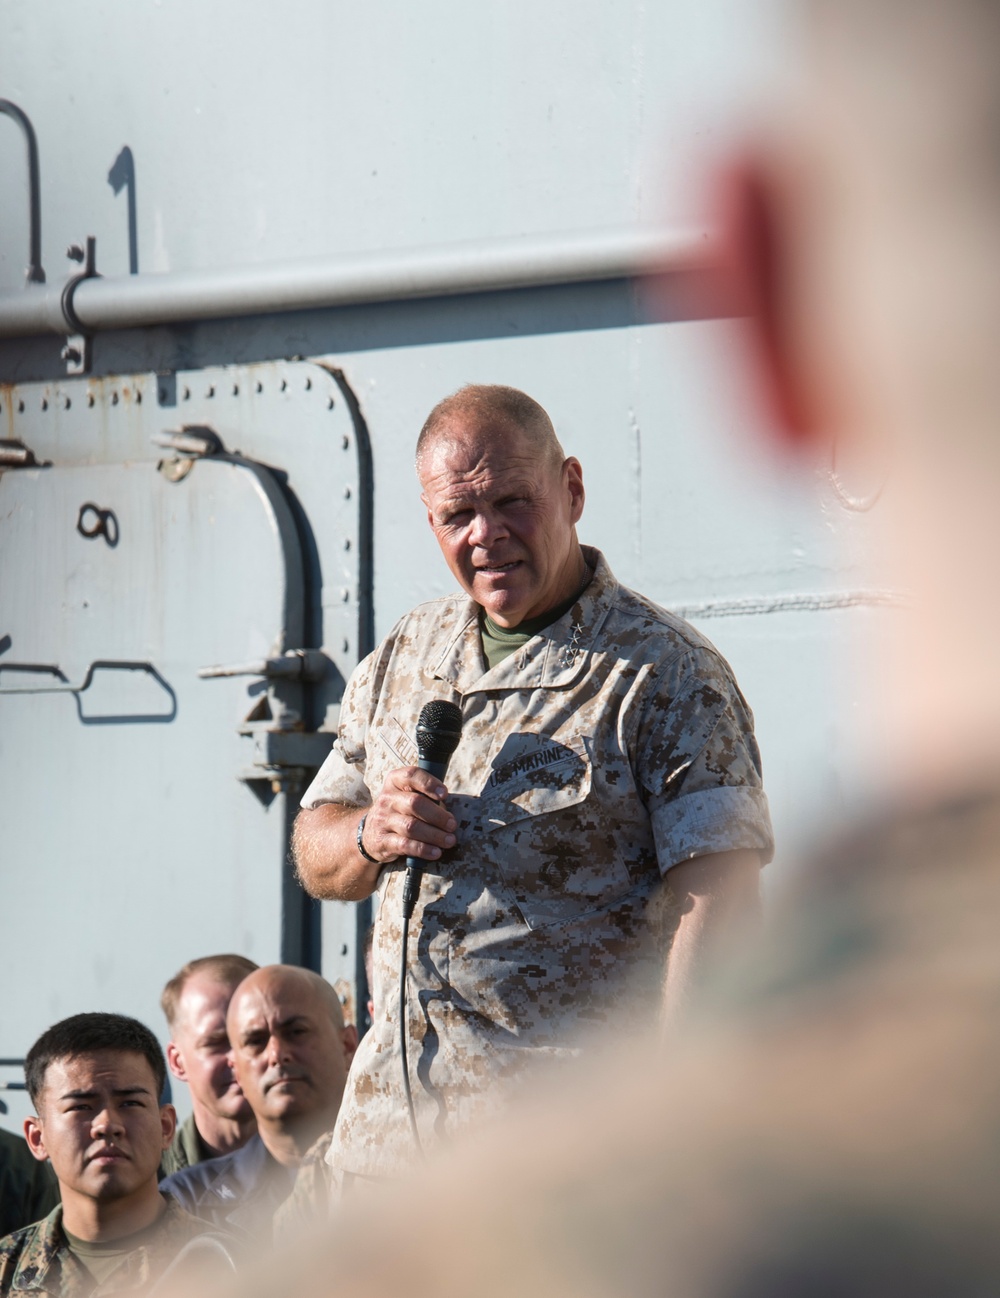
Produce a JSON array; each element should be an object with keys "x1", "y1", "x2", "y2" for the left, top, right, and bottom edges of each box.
[
  {"x1": 293, "y1": 383, "x2": 773, "y2": 1182},
  {"x1": 161, "y1": 965, "x2": 356, "y2": 1239},
  {"x1": 0, "y1": 1013, "x2": 232, "y2": 1296},
  {"x1": 159, "y1": 953, "x2": 259, "y2": 1177}
]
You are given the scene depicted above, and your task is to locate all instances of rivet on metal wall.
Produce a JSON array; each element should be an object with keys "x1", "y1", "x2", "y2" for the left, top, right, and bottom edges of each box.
[
  {"x1": 41, "y1": 398, "x2": 47, "y2": 410},
  {"x1": 206, "y1": 385, "x2": 215, "y2": 398},
  {"x1": 87, "y1": 393, "x2": 95, "y2": 408},
  {"x1": 341, "y1": 588, "x2": 350, "y2": 602},
  {"x1": 342, "y1": 638, "x2": 349, "y2": 653},
  {"x1": 305, "y1": 377, "x2": 312, "y2": 390},
  {"x1": 232, "y1": 384, "x2": 239, "y2": 396},
  {"x1": 280, "y1": 379, "x2": 287, "y2": 392},
  {"x1": 343, "y1": 538, "x2": 351, "y2": 550},
  {"x1": 135, "y1": 390, "x2": 142, "y2": 404},
  {"x1": 327, "y1": 397, "x2": 335, "y2": 410},
  {"x1": 18, "y1": 400, "x2": 24, "y2": 412},
  {"x1": 182, "y1": 386, "x2": 191, "y2": 401},
  {"x1": 111, "y1": 392, "x2": 119, "y2": 405},
  {"x1": 342, "y1": 434, "x2": 350, "y2": 450},
  {"x1": 255, "y1": 381, "x2": 263, "y2": 394},
  {"x1": 343, "y1": 486, "x2": 351, "y2": 499},
  {"x1": 64, "y1": 396, "x2": 71, "y2": 410}
]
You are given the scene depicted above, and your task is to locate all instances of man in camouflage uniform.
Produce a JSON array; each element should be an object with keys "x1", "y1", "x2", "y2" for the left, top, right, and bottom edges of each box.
[
  {"x1": 161, "y1": 966, "x2": 356, "y2": 1240},
  {"x1": 293, "y1": 385, "x2": 773, "y2": 1181},
  {"x1": 0, "y1": 1013, "x2": 234, "y2": 1296},
  {"x1": 159, "y1": 953, "x2": 259, "y2": 1177}
]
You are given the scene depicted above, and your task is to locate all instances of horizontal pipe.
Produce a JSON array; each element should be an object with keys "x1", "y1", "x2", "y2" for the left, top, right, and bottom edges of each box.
[{"x1": 0, "y1": 227, "x2": 712, "y2": 340}]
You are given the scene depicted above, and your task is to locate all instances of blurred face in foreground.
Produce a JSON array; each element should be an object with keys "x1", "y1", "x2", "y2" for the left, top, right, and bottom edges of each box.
[{"x1": 724, "y1": 0, "x2": 1000, "y2": 791}]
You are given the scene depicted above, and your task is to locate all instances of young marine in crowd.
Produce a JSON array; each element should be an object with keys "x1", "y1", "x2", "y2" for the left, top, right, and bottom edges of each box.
[{"x1": 0, "y1": 1013, "x2": 235, "y2": 1297}]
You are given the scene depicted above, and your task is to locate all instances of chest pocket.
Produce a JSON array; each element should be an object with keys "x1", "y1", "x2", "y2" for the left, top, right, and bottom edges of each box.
[{"x1": 479, "y1": 733, "x2": 636, "y2": 930}]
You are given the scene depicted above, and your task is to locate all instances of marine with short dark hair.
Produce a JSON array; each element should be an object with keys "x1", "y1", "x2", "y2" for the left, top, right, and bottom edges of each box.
[{"x1": 0, "y1": 1012, "x2": 235, "y2": 1296}]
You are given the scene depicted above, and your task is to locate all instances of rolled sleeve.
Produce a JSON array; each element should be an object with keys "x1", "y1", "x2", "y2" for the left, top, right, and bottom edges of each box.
[
  {"x1": 301, "y1": 654, "x2": 374, "y2": 811},
  {"x1": 651, "y1": 785, "x2": 774, "y2": 872}
]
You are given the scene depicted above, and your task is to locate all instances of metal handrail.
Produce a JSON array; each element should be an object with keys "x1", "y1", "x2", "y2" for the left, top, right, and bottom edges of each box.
[{"x1": 0, "y1": 100, "x2": 45, "y2": 285}]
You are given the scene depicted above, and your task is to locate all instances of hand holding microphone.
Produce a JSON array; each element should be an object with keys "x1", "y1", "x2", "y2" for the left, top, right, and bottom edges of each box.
[
  {"x1": 402, "y1": 701, "x2": 463, "y2": 918},
  {"x1": 356, "y1": 700, "x2": 463, "y2": 870}
]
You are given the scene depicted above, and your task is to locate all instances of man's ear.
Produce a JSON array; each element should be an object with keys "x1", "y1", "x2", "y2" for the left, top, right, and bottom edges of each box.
[
  {"x1": 24, "y1": 1115, "x2": 48, "y2": 1163},
  {"x1": 564, "y1": 457, "x2": 585, "y2": 524},
  {"x1": 713, "y1": 154, "x2": 821, "y2": 452},
  {"x1": 342, "y1": 1024, "x2": 359, "y2": 1069},
  {"x1": 166, "y1": 1041, "x2": 187, "y2": 1083},
  {"x1": 159, "y1": 1103, "x2": 177, "y2": 1151}
]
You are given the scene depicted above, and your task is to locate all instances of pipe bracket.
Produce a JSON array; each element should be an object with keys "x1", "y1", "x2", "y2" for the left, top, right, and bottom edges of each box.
[{"x1": 60, "y1": 236, "x2": 99, "y2": 376}]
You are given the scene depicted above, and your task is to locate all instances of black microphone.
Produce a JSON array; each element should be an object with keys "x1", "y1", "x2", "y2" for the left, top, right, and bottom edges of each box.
[{"x1": 402, "y1": 700, "x2": 463, "y2": 918}]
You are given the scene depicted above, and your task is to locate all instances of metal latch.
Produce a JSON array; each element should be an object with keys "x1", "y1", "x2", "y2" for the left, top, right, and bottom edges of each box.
[
  {"x1": 153, "y1": 426, "x2": 223, "y2": 482},
  {"x1": 198, "y1": 648, "x2": 337, "y2": 797},
  {"x1": 152, "y1": 426, "x2": 223, "y2": 458},
  {"x1": 197, "y1": 649, "x2": 329, "y2": 683},
  {"x1": 0, "y1": 440, "x2": 37, "y2": 468}
]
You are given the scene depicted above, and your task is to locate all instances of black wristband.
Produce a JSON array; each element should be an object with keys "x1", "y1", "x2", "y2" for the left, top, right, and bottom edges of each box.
[{"x1": 356, "y1": 813, "x2": 379, "y2": 864}]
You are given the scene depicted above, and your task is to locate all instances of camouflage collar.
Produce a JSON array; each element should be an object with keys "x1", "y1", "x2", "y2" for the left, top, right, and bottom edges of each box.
[
  {"x1": 2, "y1": 1205, "x2": 72, "y2": 1295},
  {"x1": 3, "y1": 1198, "x2": 195, "y2": 1295},
  {"x1": 432, "y1": 545, "x2": 616, "y2": 693}
]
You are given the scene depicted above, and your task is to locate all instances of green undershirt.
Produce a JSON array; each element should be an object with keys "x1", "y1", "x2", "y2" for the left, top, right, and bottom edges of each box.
[
  {"x1": 480, "y1": 587, "x2": 585, "y2": 670},
  {"x1": 64, "y1": 1213, "x2": 165, "y2": 1287}
]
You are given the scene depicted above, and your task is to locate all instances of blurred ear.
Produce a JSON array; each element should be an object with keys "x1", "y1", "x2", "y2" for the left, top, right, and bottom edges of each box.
[
  {"x1": 342, "y1": 1024, "x2": 359, "y2": 1069},
  {"x1": 714, "y1": 154, "x2": 821, "y2": 452}
]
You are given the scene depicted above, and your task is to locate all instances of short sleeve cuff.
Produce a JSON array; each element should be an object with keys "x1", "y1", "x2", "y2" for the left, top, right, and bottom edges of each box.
[
  {"x1": 650, "y1": 786, "x2": 775, "y2": 874},
  {"x1": 300, "y1": 750, "x2": 368, "y2": 811}
]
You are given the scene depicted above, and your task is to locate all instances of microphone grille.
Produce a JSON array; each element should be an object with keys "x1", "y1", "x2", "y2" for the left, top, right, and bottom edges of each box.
[{"x1": 415, "y1": 700, "x2": 463, "y2": 763}]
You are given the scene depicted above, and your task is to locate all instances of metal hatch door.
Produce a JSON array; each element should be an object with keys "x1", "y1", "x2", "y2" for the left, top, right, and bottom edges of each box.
[{"x1": 0, "y1": 451, "x2": 308, "y2": 1033}]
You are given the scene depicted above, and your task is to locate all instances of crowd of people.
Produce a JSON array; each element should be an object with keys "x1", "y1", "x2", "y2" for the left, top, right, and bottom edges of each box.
[{"x1": 0, "y1": 954, "x2": 364, "y2": 1292}]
